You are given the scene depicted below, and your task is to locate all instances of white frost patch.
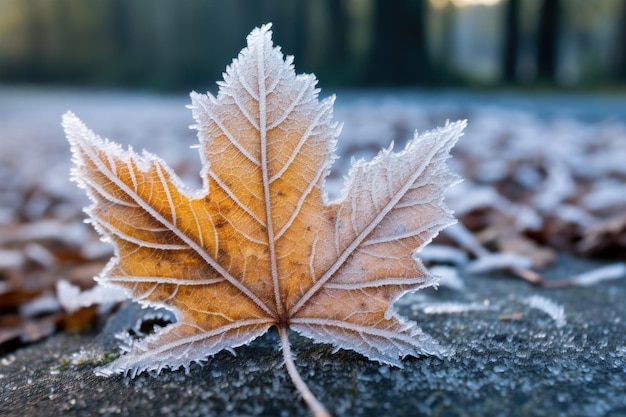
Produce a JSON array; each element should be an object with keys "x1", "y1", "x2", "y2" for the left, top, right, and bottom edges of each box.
[
  {"x1": 554, "y1": 204, "x2": 598, "y2": 227},
  {"x1": 23, "y1": 243, "x2": 56, "y2": 268},
  {"x1": 420, "y1": 301, "x2": 492, "y2": 315},
  {"x1": 524, "y1": 295, "x2": 566, "y2": 328},
  {"x1": 19, "y1": 292, "x2": 60, "y2": 317},
  {"x1": 447, "y1": 184, "x2": 502, "y2": 215},
  {"x1": 0, "y1": 249, "x2": 24, "y2": 268},
  {"x1": 569, "y1": 263, "x2": 626, "y2": 287},
  {"x1": 429, "y1": 265, "x2": 465, "y2": 291},
  {"x1": 420, "y1": 245, "x2": 468, "y2": 266},
  {"x1": 444, "y1": 223, "x2": 489, "y2": 258},
  {"x1": 56, "y1": 280, "x2": 127, "y2": 313},
  {"x1": 465, "y1": 253, "x2": 533, "y2": 274},
  {"x1": 581, "y1": 180, "x2": 626, "y2": 211},
  {"x1": 446, "y1": 183, "x2": 543, "y2": 231},
  {"x1": 15, "y1": 220, "x2": 90, "y2": 246},
  {"x1": 80, "y1": 240, "x2": 114, "y2": 260},
  {"x1": 533, "y1": 160, "x2": 576, "y2": 211}
]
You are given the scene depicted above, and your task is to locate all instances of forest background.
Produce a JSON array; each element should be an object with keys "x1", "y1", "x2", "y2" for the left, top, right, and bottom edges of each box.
[{"x1": 1, "y1": 0, "x2": 625, "y2": 91}]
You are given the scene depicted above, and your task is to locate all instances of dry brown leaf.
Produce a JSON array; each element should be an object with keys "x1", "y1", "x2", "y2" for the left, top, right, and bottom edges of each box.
[
  {"x1": 578, "y1": 213, "x2": 626, "y2": 257},
  {"x1": 63, "y1": 25, "x2": 464, "y2": 416},
  {"x1": 497, "y1": 235, "x2": 556, "y2": 269}
]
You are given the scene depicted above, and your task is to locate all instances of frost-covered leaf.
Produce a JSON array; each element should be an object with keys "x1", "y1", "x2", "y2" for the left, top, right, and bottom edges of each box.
[{"x1": 64, "y1": 24, "x2": 463, "y2": 416}]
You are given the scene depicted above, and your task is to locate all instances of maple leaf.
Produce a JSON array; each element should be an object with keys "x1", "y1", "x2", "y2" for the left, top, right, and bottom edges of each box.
[{"x1": 63, "y1": 24, "x2": 465, "y2": 416}]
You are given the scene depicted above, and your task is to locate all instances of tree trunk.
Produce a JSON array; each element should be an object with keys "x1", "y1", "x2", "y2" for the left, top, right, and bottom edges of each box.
[
  {"x1": 326, "y1": 0, "x2": 349, "y2": 65},
  {"x1": 536, "y1": 0, "x2": 561, "y2": 82},
  {"x1": 614, "y1": 0, "x2": 626, "y2": 81},
  {"x1": 502, "y1": 0, "x2": 520, "y2": 82},
  {"x1": 365, "y1": 0, "x2": 431, "y2": 85},
  {"x1": 23, "y1": 0, "x2": 45, "y2": 79},
  {"x1": 110, "y1": 0, "x2": 130, "y2": 60}
]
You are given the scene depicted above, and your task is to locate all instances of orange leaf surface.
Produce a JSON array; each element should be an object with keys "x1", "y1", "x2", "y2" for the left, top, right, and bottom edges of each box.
[{"x1": 63, "y1": 24, "x2": 465, "y2": 416}]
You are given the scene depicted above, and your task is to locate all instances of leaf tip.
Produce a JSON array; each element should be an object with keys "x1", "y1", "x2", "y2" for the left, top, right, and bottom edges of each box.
[
  {"x1": 246, "y1": 22, "x2": 275, "y2": 51},
  {"x1": 62, "y1": 111, "x2": 85, "y2": 144}
]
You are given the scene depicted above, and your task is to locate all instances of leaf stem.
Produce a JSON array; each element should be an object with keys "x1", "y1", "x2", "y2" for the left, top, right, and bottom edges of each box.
[{"x1": 279, "y1": 325, "x2": 331, "y2": 417}]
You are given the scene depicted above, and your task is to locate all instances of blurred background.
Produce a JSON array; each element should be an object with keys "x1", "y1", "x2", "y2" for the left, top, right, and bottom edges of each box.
[{"x1": 0, "y1": 0, "x2": 624, "y2": 91}]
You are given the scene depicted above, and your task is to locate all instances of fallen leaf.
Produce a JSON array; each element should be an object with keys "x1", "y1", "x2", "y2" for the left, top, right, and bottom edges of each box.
[
  {"x1": 496, "y1": 234, "x2": 556, "y2": 269},
  {"x1": 63, "y1": 24, "x2": 464, "y2": 416},
  {"x1": 578, "y1": 212, "x2": 626, "y2": 257}
]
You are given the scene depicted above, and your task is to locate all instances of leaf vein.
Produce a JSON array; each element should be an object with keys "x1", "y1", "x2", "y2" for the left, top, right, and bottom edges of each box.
[
  {"x1": 269, "y1": 97, "x2": 330, "y2": 183},
  {"x1": 267, "y1": 78, "x2": 310, "y2": 130},
  {"x1": 361, "y1": 219, "x2": 451, "y2": 247},
  {"x1": 78, "y1": 140, "x2": 277, "y2": 318},
  {"x1": 84, "y1": 176, "x2": 139, "y2": 208},
  {"x1": 275, "y1": 163, "x2": 325, "y2": 241},
  {"x1": 196, "y1": 97, "x2": 261, "y2": 166},
  {"x1": 95, "y1": 219, "x2": 188, "y2": 250},
  {"x1": 290, "y1": 318, "x2": 418, "y2": 346},
  {"x1": 325, "y1": 277, "x2": 426, "y2": 290},
  {"x1": 291, "y1": 135, "x2": 452, "y2": 315},
  {"x1": 207, "y1": 169, "x2": 266, "y2": 228},
  {"x1": 155, "y1": 163, "x2": 178, "y2": 228},
  {"x1": 107, "y1": 276, "x2": 225, "y2": 285}
]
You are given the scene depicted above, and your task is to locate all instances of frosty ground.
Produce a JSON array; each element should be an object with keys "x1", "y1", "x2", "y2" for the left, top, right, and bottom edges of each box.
[
  {"x1": 0, "y1": 86, "x2": 625, "y2": 416},
  {"x1": 1, "y1": 255, "x2": 625, "y2": 417}
]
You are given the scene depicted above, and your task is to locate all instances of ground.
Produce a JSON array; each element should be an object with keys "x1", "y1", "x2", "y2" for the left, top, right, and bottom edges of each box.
[{"x1": 1, "y1": 255, "x2": 625, "y2": 417}]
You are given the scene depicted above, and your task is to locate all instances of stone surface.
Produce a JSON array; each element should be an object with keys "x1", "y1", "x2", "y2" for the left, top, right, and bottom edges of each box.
[{"x1": 1, "y1": 255, "x2": 625, "y2": 417}]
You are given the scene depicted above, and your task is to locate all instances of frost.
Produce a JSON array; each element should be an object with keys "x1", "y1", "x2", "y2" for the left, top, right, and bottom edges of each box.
[
  {"x1": 420, "y1": 301, "x2": 492, "y2": 315},
  {"x1": 429, "y1": 265, "x2": 465, "y2": 291},
  {"x1": 446, "y1": 183, "x2": 543, "y2": 231},
  {"x1": 444, "y1": 223, "x2": 489, "y2": 258},
  {"x1": 555, "y1": 204, "x2": 598, "y2": 227},
  {"x1": 568, "y1": 263, "x2": 626, "y2": 287},
  {"x1": 533, "y1": 160, "x2": 576, "y2": 211},
  {"x1": 11, "y1": 219, "x2": 90, "y2": 246},
  {"x1": 523, "y1": 295, "x2": 566, "y2": 328},
  {"x1": 582, "y1": 180, "x2": 626, "y2": 211},
  {"x1": 23, "y1": 243, "x2": 56, "y2": 268},
  {"x1": 19, "y1": 292, "x2": 60, "y2": 317},
  {"x1": 465, "y1": 253, "x2": 533, "y2": 274},
  {"x1": 419, "y1": 245, "x2": 468, "y2": 266},
  {"x1": 0, "y1": 249, "x2": 24, "y2": 268},
  {"x1": 56, "y1": 280, "x2": 127, "y2": 313}
]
